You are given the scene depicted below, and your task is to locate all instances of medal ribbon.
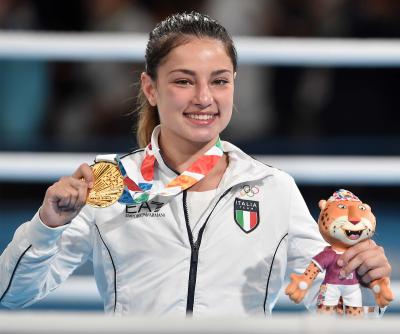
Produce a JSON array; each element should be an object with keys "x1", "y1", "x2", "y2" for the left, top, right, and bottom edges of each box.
[{"x1": 116, "y1": 138, "x2": 224, "y2": 204}]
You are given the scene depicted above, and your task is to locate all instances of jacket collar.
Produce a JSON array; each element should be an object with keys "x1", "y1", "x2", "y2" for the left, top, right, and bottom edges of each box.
[{"x1": 150, "y1": 125, "x2": 179, "y2": 178}]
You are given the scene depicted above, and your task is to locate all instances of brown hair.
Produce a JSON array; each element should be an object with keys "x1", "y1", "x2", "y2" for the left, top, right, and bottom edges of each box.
[{"x1": 136, "y1": 11, "x2": 238, "y2": 147}]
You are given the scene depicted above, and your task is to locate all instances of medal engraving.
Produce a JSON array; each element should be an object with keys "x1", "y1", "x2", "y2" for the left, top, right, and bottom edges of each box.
[{"x1": 87, "y1": 162, "x2": 124, "y2": 208}]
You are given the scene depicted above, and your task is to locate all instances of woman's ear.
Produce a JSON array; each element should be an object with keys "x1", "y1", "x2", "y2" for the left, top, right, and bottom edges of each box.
[{"x1": 141, "y1": 72, "x2": 157, "y2": 106}]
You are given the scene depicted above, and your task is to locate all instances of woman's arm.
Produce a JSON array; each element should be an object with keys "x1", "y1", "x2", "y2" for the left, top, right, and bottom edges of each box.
[
  {"x1": 0, "y1": 163, "x2": 95, "y2": 308},
  {"x1": 0, "y1": 207, "x2": 95, "y2": 308}
]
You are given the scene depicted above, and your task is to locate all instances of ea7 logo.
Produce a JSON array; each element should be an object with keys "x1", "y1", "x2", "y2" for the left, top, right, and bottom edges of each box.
[
  {"x1": 126, "y1": 200, "x2": 165, "y2": 218},
  {"x1": 234, "y1": 198, "x2": 259, "y2": 233}
]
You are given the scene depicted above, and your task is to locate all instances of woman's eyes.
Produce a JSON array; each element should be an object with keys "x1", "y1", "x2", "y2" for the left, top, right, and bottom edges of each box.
[
  {"x1": 173, "y1": 79, "x2": 230, "y2": 86},
  {"x1": 212, "y1": 79, "x2": 229, "y2": 85},
  {"x1": 174, "y1": 79, "x2": 193, "y2": 86}
]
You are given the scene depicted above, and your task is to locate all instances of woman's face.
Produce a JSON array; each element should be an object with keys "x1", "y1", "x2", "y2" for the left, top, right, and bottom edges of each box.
[{"x1": 142, "y1": 37, "x2": 235, "y2": 148}]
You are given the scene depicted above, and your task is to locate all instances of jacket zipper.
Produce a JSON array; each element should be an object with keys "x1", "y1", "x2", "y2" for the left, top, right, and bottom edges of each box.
[{"x1": 183, "y1": 187, "x2": 232, "y2": 315}]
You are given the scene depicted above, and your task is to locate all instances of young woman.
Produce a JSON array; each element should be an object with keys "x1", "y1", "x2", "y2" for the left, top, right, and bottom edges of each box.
[{"x1": 0, "y1": 12, "x2": 391, "y2": 316}]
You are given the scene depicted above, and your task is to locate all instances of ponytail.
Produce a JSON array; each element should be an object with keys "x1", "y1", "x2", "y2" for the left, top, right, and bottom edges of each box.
[{"x1": 135, "y1": 88, "x2": 159, "y2": 148}]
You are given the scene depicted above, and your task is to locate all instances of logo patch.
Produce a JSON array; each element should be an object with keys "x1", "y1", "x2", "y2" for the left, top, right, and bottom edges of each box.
[
  {"x1": 237, "y1": 184, "x2": 260, "y2": 198},
  {"x1": 234, "y1": 198, "x2": 260, "y2": 233},
  {"x1": 126, "y1": 200, "x2": 165, "y2": 218}
]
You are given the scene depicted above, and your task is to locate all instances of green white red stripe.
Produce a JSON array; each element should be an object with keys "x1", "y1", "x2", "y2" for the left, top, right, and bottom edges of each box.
[{"x1": 235, "y1": 210, "x2": 258, "y2": 232}]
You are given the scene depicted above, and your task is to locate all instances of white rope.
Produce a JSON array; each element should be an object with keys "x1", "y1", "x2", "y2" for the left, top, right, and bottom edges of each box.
[
  {"x1": 1, "y1": 32, "x2": 400, "y2": 66},
  {"x1": 0, "y1": 304, "x2": 399, "y2": 333},
  {"x1": 1, "y1": 152, "x2": 400, "y2": 185},
  {"x1": 0, "y1": 32, "x2": 147, "y2": 62}
]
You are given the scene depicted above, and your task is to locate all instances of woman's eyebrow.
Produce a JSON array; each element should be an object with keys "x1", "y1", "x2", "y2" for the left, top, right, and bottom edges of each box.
[
  {"x1": 168, "y1": 69, "x2": 232, "y2": 76},
  {"x1": 168, "y1": 69, "x2": 195, "y2": 76},
  {"x1": 211, "y1": 69, "x2": 232, "y2": 76}
]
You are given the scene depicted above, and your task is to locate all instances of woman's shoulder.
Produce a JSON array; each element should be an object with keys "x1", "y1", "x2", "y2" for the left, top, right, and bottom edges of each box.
[
  {"x1": 223, "y1": 140, "x2": 295, "y2": 183},
  {"x1": 119, "y1": 148, "x2": 146, "y2": 163},
  {"x1": 94, "y1": 148, "x2": 145, "y2": 167}
]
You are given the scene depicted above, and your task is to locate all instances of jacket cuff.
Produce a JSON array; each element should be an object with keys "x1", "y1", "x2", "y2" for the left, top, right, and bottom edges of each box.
[{"x1": 27, "y1": 210, "x2": 69, "y2": 250}]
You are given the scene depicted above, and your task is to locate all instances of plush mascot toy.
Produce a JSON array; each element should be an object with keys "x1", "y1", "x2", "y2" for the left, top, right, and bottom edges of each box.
[{"x1": 285, "y1": 189, "x2": 394, "y2": 317}]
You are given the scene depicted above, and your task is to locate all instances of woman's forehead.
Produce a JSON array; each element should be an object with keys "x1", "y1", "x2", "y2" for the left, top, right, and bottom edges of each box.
[{"x1": 159, "y1": 38, "x2": 234, "y2": 73}]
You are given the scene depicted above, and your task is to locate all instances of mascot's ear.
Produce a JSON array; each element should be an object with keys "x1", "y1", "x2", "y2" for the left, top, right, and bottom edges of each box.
[{"x1": 319, "y1": 199, "x2": 327, "y2": 210}]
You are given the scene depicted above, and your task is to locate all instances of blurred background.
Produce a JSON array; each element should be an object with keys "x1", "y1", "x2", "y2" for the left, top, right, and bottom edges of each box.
[{"x1": 0, "y1": 0, "x2": 399, "y2": 313}]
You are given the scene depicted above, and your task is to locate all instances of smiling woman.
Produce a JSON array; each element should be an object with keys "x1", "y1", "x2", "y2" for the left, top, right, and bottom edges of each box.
[{"x1": 0, "y1": 12, "x2": 392, "y2": 317}]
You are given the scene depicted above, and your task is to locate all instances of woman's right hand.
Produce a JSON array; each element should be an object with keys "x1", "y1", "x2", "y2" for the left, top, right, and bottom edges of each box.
[{"x1": 39, "y1": 163, "x2": 94, "y2": 228}]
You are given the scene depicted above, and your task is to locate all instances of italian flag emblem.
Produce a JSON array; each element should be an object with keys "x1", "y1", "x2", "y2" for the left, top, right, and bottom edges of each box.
[{"x1": 234, "y1": 198, "x2": 260, "y2": 233}]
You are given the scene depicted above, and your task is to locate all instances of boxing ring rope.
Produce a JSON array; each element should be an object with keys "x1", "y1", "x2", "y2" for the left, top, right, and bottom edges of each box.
[
  {"x1": 0, "y1": 311, "x2": 399, "y2": 334},
  {"x1": 1, "y1": 32, "x2": 400, "y2": 66},
  {"x1": 1, "y1": 152, "x2": 400, "y2": 185},
  {"x1": 2, "y1": 312, "x2": 400, "y2": 334}
]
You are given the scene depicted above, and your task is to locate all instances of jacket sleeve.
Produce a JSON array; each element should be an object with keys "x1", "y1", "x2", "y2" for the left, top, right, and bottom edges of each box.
[
  {"x1": 0, "y1": 206, "x2": 95, "y2": 308},
  {"x1": 286, "y1": 178, "x2": 328, "y2": 311}
]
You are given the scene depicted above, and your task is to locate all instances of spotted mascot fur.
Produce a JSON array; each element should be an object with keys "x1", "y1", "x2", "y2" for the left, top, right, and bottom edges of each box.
[{"x1": 285, "y1": 189, "x2": 394, "y2": 317}]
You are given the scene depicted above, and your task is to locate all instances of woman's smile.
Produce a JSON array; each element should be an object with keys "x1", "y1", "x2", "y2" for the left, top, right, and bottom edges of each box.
[{"x1": 183, "y1": 112, "x2": 219, "y2": 125}]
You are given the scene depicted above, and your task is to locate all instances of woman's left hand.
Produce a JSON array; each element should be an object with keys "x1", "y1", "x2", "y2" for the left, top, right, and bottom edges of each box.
[{"x1": 337, "y1": 239, "x2": 392, "y2": 284}]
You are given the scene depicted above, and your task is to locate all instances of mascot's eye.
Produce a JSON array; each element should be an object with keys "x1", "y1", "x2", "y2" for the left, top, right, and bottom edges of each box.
[
  {"x1": 338, "y1": 204, "x2": 347, "y2": 209},
  {"x1": 359, "y1": 205, "x2": 366, "y2": 211}
]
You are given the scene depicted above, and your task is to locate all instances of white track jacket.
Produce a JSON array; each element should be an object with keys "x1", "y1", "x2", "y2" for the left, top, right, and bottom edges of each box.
[{"x1": 0, "y1": 135, "x2": 329, "y2": 316}]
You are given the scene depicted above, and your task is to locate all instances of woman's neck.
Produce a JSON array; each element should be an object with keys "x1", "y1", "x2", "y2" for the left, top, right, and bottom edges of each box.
[{"x1": 159, "y1": 132, "x2": 217, "y2": 173}]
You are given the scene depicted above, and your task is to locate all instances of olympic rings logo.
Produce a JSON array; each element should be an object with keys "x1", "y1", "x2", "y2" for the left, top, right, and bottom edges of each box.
[{"x1": 239, "y1": 185, "x2": 260, "y2": 197}]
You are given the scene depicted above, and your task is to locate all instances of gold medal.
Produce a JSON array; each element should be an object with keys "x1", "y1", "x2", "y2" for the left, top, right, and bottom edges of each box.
[{"x1": 86, "y1": 161, "x2": 124, "y2": 208}]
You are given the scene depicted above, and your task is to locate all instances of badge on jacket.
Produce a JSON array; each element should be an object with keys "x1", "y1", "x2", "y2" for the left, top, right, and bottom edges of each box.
[{"x1": 234, "y1": 198, "x2": 260, "y2": 233}]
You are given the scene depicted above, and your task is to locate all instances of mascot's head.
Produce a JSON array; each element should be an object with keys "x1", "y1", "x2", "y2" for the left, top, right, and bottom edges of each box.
[{"x1": 318, "y1": 189, "x2": 376, "y2": 250}]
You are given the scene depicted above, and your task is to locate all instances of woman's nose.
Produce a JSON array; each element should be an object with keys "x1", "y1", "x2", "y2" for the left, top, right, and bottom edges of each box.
[{"x1": 194, "y1": 83, "x2": 213, "y2": 107}]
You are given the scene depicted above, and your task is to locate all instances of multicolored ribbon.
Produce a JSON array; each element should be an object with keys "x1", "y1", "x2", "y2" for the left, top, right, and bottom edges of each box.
[{"x1": 116, "y1": 138, "x2": 224, "y2": 205}]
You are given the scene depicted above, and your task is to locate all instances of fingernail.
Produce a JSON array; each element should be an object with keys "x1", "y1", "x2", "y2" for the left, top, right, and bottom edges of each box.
[
  {"x1": 89, "y1": 182, "x2": 94, "y2": 188},
  {"x1": 337, "y1": 259, "x2": 344, "y2": 267}
]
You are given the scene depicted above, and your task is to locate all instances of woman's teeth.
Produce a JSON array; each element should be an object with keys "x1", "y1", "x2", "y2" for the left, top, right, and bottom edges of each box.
[{"x1": 186, "y1": 114, "x2": 215, "y2": 120}]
